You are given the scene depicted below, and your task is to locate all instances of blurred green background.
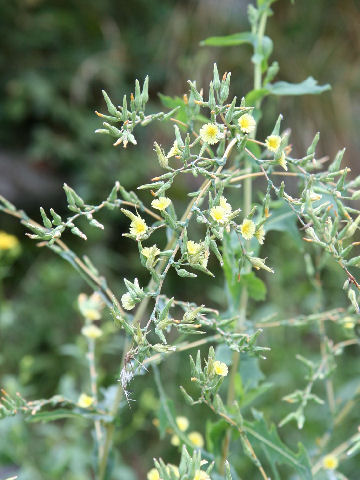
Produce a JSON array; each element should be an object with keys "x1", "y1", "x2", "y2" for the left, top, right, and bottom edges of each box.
[{"x1": 0, "y1": 0, "x2": 360, "y2": 478}]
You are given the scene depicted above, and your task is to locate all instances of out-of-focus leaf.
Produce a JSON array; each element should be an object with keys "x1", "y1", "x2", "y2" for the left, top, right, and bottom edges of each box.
[
  {"x1": 200, "y1": 32, "x2": 254, "y2": 47},
  {"x1": 206, "y1": 419, "x2": 228, "y2": 457},
  {"x1": 264, "y1": 202, "x2": 303, "y2": 249},
  {"x1": 244, "y1": 410, "x2": 313, "y2": 480},
  {"x1": 240, "y1": 273, "x2": 267, "y2": 301},
  {"x1": 266, "y1": 77, "x2": 331, "y2": 96}
]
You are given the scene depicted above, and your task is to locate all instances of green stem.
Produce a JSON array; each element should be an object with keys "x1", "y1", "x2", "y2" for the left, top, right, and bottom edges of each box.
[{"x1": 220, "y1": 9, "x2": 268, "y2": 473}]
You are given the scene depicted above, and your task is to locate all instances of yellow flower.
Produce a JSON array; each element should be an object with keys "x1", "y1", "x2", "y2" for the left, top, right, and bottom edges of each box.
[
  {"x1": 188, "y1": 431, "x2": 204, "y2": 448},
  {"x1": 77, "y1": 393, "x2": 94, "y2": 408},
  {"x1": 121, "y1": 292, "x2": 136, "y2": 311},
  {"x1": 213, "y1": 360, "x2": 228, "y2": 377},
  {"x1": 194, "y1": 470, "x2": 210, "y2": 480},
  {"x1": 240, "y1": 219, "x2": 256, "y2": 240},
  {"x1": 278, "y1": 151, "x2": 287, "y2": 171},
  {"x1": 142, "y1": 245, "x2": 160, "y2": 258},
  {"x1": 255, "y1": 225, "x2": 265, "y2": 245},
  {"x1": 176, "y1": 416, "x2": 189, "y2": 432},
  {"x1": 78, "y1": 292, "x2": 104, "y2": 321},
  {"x1": 265, "y1": 135, "x2": 281, "y2": 153},
  {"x1": 151, "y1": 197, "x2": 171, "y2": 211},
  {"x1": 0, "y1": 231, "x2": 19, "y2": 250},
  {"x1": 171, "y1": 434, "x2": 180, "y2": 446},
  {"x1": 81, "y1": 324, "x2": 103, "y2": 339},
  {"x1": 322, "y1": 454, "x2": 338, "y2": 470},
  {"x1": 199, "y1": 123, "x2": 220, "y2": 145},
  {"x1": 219, "y1": 196, "x2": 232, "y2": 215},
  {"x1": 187, "y1": 241, "x2": 201, "y2": 255},
  {"x1": 167, "y1": 141, "x2": 181, "y2": 158},
  {"x1": 130, "y1": 216, "x2": 148, "y2": 238},
  {"x1": 147, "y1": 468, "x2": 160, "y2": 480},
  {"x1": 238, "y1": 113, "x2": 256, "y2": 134},
  {"x1": 210, "y1": 206, "x2": 228, "y2": 224}
]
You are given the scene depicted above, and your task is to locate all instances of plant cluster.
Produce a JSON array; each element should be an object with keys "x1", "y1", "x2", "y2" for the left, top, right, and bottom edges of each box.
[{"x1": 1, "y1": 1, "x2": 360, "y2": 479}]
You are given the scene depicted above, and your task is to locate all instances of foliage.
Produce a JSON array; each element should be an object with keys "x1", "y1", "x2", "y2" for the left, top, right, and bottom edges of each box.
[{"x1": 1, "y1": 1, "x2": 360, "y2": 480}]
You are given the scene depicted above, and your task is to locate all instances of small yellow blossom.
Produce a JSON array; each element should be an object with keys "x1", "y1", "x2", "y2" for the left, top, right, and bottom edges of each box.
[
  {"x1": 176, "y1": 416, "x2": 189, "y2": 432},
  {"x1": 78, "y1": 292, "x2": 104, "y2": 321},
  {"x1": 210, "y1": 206, "x2": 228, "y2": 224},
  {"x1": 213, "y1": 360, "x2": 228, "y2": 377},
  {"x1": 147, "y1": 468, "x2": 160, "y2": 480},
  {"x1": 187, "y1": 241, "x2": 202, "y2": 255},
  {"x1": 188, "y1": 431, "x2": 204, "y2": 448},
  {"x1": 343, "y1": 317, "x2": 355, "y2": 329},
  {"x1": 77, "y1": 393, "x2": 94, "y2": 408},
  {"x1": 255, "y1": 225, "x2": 265, "y2": 245},
  {"x1": 194, "y1": 470, "x2": 210, "y2": 480},
  {"x1": 121, "y1": 292, "x2": 136, "y2": 311},
  {"x1": 240, "y1": 219, "x2": 256, "y2": 240},
  {"x1": 152, "y1": 197, "x2": 171, "y2": 211},
  {"x1": 130, "y1": 216, "x2": 148, "y2": 238},
  {"x1": 81, "y1": 324, "x2": 103, "y2": 339},
  {"x1": 265, "y1": 135, "x2": 281, "y2": 153},
  {"x1": 0, "y1": 231, "x2": 19, "y2": 250},
  {"x1": 238, "y1": 113, "x2": 256, "y2": 134},
  {"x1": 168, "y1": 141, "x2": 181, "y2": 158},
  {"x1": 322, "y1": 454, "x2": 338, "y2": 470},
  {"x1": 278, "y1": 151, "x2": 287, "y2": 171},
  {"x1": 199, "y1": 123, "x2": 220, "y2": 145},
  {"x1": 219, "y1": 196, "x2": 232, "y2": 215},
  {"x1": 171, "y1": 434, "x2": 180, "y2": 446},
  {"x1": 142, "y1": 245, "x2": 160, "y2": 258}
]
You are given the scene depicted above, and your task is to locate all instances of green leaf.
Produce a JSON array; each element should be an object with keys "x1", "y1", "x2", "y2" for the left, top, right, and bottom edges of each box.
[
  {"x1": 266, "y1": 77, "x2": 331, "y2": 96},
  {"x1": 240, "y1": 272, "x2": 267, "y2": 301},
  {"x1": 157, "y1": 398, "x2": 176, "y2": 439},
  {"x1": 206, "y1": 419, "x2": 228, "y2": 457},
  {"x1": 244, "y1": 410, "x2": 313, "y2": 480},
  {"x1": 158, "y1": 93, "x2": 188, "y2": 124},
  {"x1": 265, "y1": 202, "x2": 303, "y2": 249},
  {"x1": 200, "y1": 32, "x2": 254, "y2": 47},
  {"x1": 245, "y1": 88, "x2": 269, "y2": 106}
]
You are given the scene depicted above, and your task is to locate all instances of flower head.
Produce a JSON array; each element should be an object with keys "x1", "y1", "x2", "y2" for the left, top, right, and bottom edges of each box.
[
  {"x1": 171, "y1": 434, "x2": 180, "y2": 446},
  {"x1": 188, "y1": 431, "x2": 204, "y2": 448},
  {"x1": 322, "y1": 454, "x2": 338, "y2": 471},
  {"x1": 0, "y1": 231, "x2": 19, "y2": 250},
  {"x1": 187, "y1": 240, "x2": 202, "y2": 255},
  {"x1": 152, "y1": 197, "x2": 171, "y2": 211},
  {"x1": 265, "y1": 135, "x2": 281, "y2": 153},
  {"x1": 255, "y1": 225, "x2": 265, "y2": 245},
  {"x1": 200, "y1": 123, "x2": 220, "y2": 145},
  {"x1": 147, "y1": 468, "x2": 160, "y2": 480},
  {"x1": 213, "y1": 360, "x2": 228, "y2": 377},
  {"x1": 81, "y1": 324, "x2": 103, "y2": 339},
  {"x1": 130, "y1": 216, "x2": 148, "y2": 238},
  {"x1": 78, "y1": 292, "x2": 104, "y2": 321},
  {"x1": 167, "y1": 141, "x2": 181, "y2": 158},
  {"x1": 210, "y1": 206, "x2": 228, "y2": 224},
  {"x1": 219, "y1": 196, "x2": 232, "y2": 215},
  {"x1": 121, "y1": 292, "x2": 136, "y2": 311},
  {"x1": 240, "y1": 219, "x2": 256, "y2": 240},
  {"x1": 278, "y1": 151, "x2": 288, "y2": 171},
  {"x1": 142, "y1": 245, "x2": 160, "y2": 259},
  {"x1": 238, "y1": 113, "x2": 256, "y2": 134},
  {"x1": 176, "y1": 416, "x2": 189, "y2": 432},
  {"x1": 77, "y1": 393, "x2": 94, "y2": 408},
  {"x1": 194, "y1": 470, "x2": 210, "y2": 480}
]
